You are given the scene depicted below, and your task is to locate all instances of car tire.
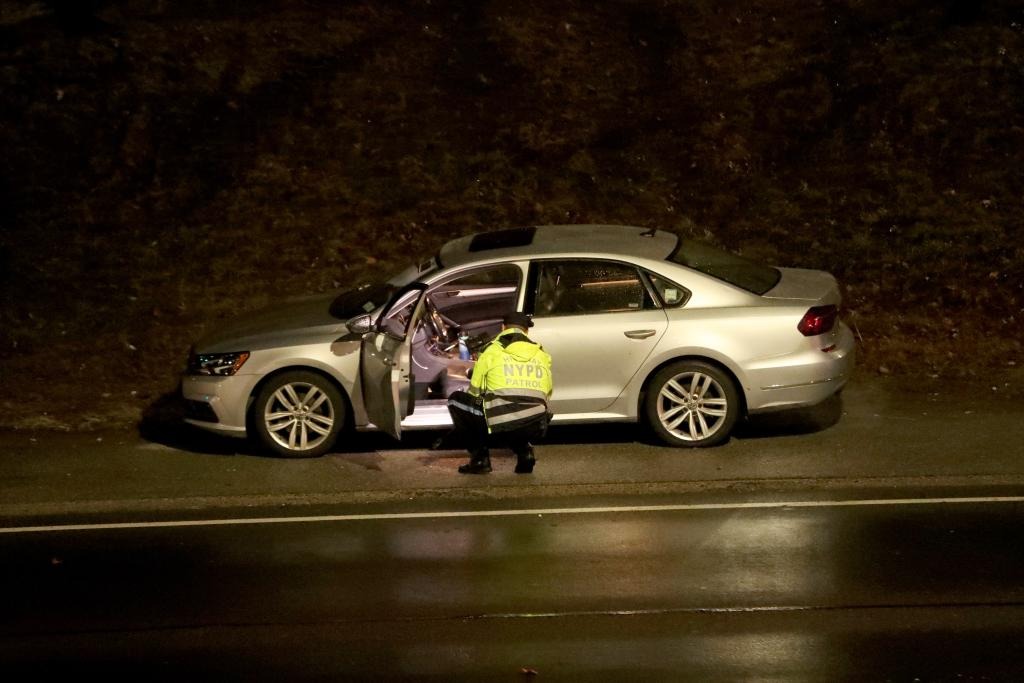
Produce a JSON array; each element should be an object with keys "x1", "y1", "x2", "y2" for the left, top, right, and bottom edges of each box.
[
  {"x1": 644, "y1": 360, "x2": 740, "y2": 448},
  {"x1": 252, "y1": 371, "x2": 347, "y2": 458}
]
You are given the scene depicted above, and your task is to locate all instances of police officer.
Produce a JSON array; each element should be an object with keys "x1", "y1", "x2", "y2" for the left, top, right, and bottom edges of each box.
[{"x1": 447, "y1": 312, "x2": 553, "y2": 474}]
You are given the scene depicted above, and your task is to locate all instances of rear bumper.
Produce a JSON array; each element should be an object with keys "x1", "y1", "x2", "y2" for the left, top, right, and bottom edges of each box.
[{"x1": 744, "y1": 322, "x2": 856, "y2": 413}]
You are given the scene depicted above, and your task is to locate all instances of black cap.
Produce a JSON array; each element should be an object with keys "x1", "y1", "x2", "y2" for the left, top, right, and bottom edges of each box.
[{"x1": 502, "y1": 312, "x2": 534, "y2": 329}]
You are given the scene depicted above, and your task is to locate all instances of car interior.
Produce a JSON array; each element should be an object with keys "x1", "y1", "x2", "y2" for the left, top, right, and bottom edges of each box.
[
  {"x1": 407, "y1": 265, "x2": 521, "y2": 402},
  {"x1": 401, "y1": 260, "x2": 662, "y2": 403}
]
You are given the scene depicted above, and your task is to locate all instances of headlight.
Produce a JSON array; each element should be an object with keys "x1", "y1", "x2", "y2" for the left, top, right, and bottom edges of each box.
[{"x1": 187, "y1": 351, "x2": 250, "y2": 376}]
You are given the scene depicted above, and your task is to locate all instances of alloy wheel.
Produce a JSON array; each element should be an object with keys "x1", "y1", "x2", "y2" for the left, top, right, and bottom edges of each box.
[
  {"x1": 655, "y1": 370, "x2": 730, "y2": 442},
  {"x1": 263, "y1": 381, "x2": 336, "y2": 452}
]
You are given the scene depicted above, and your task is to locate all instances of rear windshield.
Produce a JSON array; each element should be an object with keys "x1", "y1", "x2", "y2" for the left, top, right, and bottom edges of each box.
[{"x1": 669, "y1": 239, "x2": 780, "y2": 295}]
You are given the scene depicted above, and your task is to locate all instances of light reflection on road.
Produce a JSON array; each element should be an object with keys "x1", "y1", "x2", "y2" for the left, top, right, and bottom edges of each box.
[{"x1": 375, "y1": 510, "x2": 834, "y2": 611}]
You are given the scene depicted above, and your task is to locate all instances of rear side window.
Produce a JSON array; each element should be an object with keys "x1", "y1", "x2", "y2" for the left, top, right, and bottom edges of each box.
[
  {"x1": 531, "y1": 260, "x2": 656, "y2": 316},
  {"x1": 670, "y1": 239, "x2": 780, "y2": 295},
  {"x1": 646, "y1": 272, "x2": 690, "y2": 307}
]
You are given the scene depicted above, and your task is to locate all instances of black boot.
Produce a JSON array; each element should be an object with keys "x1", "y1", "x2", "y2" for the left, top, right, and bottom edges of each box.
[
  {"x1": 514, "y1": 446, "x2": 535, "y2": 474},
  {"x1": 458, "y1": 450, "x2": 491, "y2": 474}
]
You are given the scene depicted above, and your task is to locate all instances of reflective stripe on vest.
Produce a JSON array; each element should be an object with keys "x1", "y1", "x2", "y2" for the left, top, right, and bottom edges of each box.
[
  {"x1": 482, "y1": 391, "x2": 548, "y2": 432},
  {"x1": 489, "y1": 387, "x2": 548, "y2": 401}
]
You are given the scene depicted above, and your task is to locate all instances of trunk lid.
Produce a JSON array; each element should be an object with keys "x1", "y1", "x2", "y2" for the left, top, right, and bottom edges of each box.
[{"x1": 762, "y1": 267, "x2": 841, "y2": 306}]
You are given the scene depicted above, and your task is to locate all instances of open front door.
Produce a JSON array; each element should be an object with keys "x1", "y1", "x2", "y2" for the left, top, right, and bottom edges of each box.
[{"x1": 360, "y1": 284, "x2": 427, "y2": 440}]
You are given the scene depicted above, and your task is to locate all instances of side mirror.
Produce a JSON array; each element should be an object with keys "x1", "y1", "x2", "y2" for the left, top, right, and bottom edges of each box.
[{"x1": 346, "y1": 313, "x2": 373, "y2": 335}]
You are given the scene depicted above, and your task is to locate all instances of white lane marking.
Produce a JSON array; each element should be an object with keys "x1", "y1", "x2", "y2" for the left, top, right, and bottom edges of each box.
[{"x1": 2, "y1": 495, "x2": 1023, "y2": 535}]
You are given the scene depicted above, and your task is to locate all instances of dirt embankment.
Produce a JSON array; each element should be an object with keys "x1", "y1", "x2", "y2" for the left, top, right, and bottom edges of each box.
[{"x1": 1, "y1": 1, "x2": 1021, "y2": 431}]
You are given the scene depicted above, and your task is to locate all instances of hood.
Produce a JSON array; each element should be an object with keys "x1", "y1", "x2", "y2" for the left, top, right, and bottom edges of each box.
[{"x1": 196, "y1": 292, "x2": 348, "y2": 353}]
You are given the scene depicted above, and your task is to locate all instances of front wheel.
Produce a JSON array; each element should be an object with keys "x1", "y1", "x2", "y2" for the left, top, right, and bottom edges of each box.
[
  {"x1": 252, "y1": 371, "x2": 347, "y2": 458},
  {"x1": 644, "y1": 360, "x2": 740, "y2": 448}
]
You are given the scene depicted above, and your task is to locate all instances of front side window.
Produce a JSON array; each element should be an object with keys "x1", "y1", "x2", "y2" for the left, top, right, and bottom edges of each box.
[
  {"x1": 531, "y1": 260, "x2": 656, "y2": 317},
  {"x1": 427, "y1": 264, "x2": 522, "y2": 327},
  {"x1": 379, "y1": 288, "x2": 423, "y2": 339}
]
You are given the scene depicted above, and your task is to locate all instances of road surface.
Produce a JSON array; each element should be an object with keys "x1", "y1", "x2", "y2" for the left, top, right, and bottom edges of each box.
[{"x1": 1, "y1": 376, "x2": 1023, "y2": 679}]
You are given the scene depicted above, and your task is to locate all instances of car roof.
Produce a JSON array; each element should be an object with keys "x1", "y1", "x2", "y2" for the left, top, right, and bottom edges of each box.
[{"x1": 437, "y1": 224, "x2": 679, "y2": 268}]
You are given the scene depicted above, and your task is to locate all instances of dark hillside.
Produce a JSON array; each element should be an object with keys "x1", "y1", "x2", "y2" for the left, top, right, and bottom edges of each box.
[{"x1": 1, "y1": 0, "x2": 1022, "y2": 430}]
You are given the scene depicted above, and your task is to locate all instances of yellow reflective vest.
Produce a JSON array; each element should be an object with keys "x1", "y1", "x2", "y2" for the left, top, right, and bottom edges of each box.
[{"x1": 468, "y1": 328, "x2": 553, "y2": 432}]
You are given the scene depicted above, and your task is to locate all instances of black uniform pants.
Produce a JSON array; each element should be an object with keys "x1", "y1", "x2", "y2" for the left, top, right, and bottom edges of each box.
[{"x1": 447, "y1": 390, "x2": 547, "y2": 458}]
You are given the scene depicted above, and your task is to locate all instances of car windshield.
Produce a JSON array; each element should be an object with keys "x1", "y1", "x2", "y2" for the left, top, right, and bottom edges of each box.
[
  {"x1": 669, "y1": 239, "x2": 780, "y2": 295},
  {"x1": 329, "y1": 282, "x2": 398, "y2": 319},
  {"x1": 328, "y1": 256, "x2": 439, "y2": 320}
]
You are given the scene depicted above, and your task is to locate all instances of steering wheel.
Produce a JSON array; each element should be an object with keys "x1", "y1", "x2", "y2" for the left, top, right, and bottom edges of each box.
[{"x1": 424, "y1": 296, "x2": 453, "y2": 340}]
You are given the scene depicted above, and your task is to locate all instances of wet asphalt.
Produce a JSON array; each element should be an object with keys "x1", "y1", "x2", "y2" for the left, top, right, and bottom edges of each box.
[
  {"x1": 2, "y1": 497, "x2": 1024, "y2": 680},
  {"x1": 1, "y1": 375, "x2": 1023, "y2": 679},
  {"x1": 1, "y1": 374, "x2": 1023, "y2": 521}
]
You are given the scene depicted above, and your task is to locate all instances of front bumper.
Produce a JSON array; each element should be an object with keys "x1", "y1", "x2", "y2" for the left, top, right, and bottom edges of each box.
[{"x1": 181, "y1": 373, "x2": 261, "y2": 437}]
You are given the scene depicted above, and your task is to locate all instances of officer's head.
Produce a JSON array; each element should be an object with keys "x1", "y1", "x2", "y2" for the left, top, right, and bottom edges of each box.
[{"x1": 502, "y1": 312, "x2": 534, "y2": 331}]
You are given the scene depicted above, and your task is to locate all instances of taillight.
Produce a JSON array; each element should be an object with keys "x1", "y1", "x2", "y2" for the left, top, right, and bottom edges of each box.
[{"x1": 798, "y1": 305, "x2": 837, "y2": 336}]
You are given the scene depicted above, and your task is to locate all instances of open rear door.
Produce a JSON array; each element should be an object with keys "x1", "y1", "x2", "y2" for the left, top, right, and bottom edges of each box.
[{"x1": 359, "y1": 284, "x2": 427, "y2": 440}]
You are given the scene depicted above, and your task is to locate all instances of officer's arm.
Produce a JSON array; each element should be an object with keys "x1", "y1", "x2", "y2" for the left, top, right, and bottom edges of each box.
[
  {"x1": 467, "y1": 348, "x2": 492, "y2": 397},
  {"x1": 545, "y1": 355, "x2": 554, "y2": 398}
]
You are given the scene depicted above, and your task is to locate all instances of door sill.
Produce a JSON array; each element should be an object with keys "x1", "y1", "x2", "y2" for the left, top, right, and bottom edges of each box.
[{"x1": 401, "y1": 401, "x2": 454, "y2": 430}]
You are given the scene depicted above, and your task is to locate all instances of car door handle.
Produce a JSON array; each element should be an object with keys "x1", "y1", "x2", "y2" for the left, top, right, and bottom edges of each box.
[{"x1": 624, "y1": 329, "x2": 657, "y2": 340}]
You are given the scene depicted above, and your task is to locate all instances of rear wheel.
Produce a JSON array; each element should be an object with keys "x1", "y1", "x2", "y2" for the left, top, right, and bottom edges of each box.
[
  {"x1": 252, "y1": 371, "x2": 346, "y2": 458},
  {"x1": 644, "y1": 360, "x2": 740, "y2": 447}
]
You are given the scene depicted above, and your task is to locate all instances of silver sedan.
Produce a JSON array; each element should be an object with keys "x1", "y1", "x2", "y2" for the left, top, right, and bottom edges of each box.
[{"x1": 182, "y1": 225, "x2": 855, "y2": 457}]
